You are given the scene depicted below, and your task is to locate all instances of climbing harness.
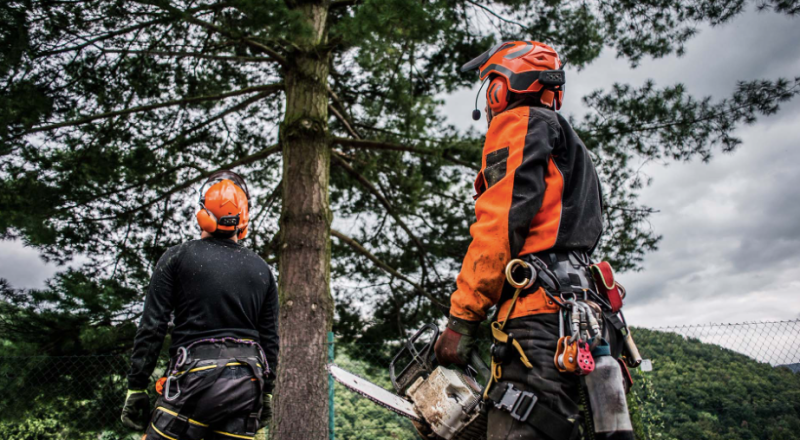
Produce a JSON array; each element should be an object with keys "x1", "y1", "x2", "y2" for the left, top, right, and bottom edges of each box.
[
  {"x1": 159, "y1": 337, "x2": 269, "y2": 439},
  {"x1": 163, "y1": 337, "x2": 268, "y2": 403},
  {"x1": 481, "y1": 259, "x2": 581, "y2": 440},
  {"x1": 485, "y1": 253, "x2": 640, "y2": 439}
]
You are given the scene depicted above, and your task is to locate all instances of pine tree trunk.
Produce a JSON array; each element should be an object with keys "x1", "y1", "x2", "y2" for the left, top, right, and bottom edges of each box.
[{"x1": 272, "y1": 1, "x2": 332, "y2": 439}]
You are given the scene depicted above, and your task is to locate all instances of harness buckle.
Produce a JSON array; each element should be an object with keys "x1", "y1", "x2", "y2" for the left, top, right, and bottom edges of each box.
[{"x1": 495, "y1": 383, "x2": 537, "y2": 422}]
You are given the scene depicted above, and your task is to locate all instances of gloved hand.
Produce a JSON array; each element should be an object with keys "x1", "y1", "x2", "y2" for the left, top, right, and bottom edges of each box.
[
  {"x1": 260, "y1": 393, "x2": 273, "y2": 427},
  {"x1": 121, "y1": 389, "x2": 150, "y2": 431},
  {"x1": 434, "y1": 316, "x2": 481, "y2": 367},
  {"x1": 259, "y1": 376, "x2": 274, "y2": 428}
]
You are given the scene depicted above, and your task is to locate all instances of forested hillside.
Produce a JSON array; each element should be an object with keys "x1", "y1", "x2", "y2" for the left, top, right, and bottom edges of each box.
[
  {"x1": 331, "y1": 329, "x2": 800, "y2": 440},
  {"x1": 630, "y1": 329, "x2": 800, "y2": 440},
  {"x1": 2, "y1": 328, "x2": 799, "y2": 439}
]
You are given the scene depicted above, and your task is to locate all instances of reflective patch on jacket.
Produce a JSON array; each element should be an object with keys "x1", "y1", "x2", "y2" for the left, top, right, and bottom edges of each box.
[{"x1": 484, "y1": 147, "x2": 509, "y2": 188}]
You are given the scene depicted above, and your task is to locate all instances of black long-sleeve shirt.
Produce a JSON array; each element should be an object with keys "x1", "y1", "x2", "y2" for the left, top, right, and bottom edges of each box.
[{"x1": 127, "y1": 237, "x2": 279, "y2": 390}]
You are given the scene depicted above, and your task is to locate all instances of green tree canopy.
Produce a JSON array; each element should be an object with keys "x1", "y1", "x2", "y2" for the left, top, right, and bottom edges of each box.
[{"x1": 1, "y1": 0, "x2": 799, "y2": 436}]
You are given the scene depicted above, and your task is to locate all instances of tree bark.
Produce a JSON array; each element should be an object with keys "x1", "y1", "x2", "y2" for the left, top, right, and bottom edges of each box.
[{"x1": 272, "y1": 1, "x2": 333, "y2": 439}]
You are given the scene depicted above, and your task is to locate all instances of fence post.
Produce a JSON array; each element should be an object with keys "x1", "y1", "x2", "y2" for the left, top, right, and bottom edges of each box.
[{"x1": 328, "y1": 331, "x2": 335, "y2": 440}]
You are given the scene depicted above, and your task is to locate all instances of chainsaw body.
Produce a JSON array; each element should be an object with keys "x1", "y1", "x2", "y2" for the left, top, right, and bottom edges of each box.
[
  {"x1": 389, "y1": 324, "x2": 488, "y2": 440},
  {"x1": 406, "y1": 366, "x2": 487, "y2": 439}
]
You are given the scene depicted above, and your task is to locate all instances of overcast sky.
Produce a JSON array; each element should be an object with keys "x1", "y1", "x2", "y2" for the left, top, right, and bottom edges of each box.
[{"x1": 1, "y1": 4, "x2": 799, "y2": 330}]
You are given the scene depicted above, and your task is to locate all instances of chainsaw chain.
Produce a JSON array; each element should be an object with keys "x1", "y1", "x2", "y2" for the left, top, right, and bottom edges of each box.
[{"x1": 329, "y1": 366, "x2": 424, "y2": 422}]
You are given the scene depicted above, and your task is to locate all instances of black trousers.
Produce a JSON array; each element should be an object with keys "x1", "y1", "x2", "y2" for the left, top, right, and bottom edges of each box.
[
  {"x1": 487, "y1": 313, "x2": 581, "y2": 440},
  {"x1": 145, "y1": 363, "x2": 262, "y2": 440}
]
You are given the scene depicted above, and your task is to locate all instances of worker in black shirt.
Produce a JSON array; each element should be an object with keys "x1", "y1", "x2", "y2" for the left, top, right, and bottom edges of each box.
[{"x1": 121, "y1": 170, "x2": 279, "y2": 440}]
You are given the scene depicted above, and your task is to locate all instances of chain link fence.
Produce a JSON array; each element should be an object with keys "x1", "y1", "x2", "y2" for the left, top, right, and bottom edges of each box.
[
  {"x1": 1, "y1": 319, "x2": 798, "y2": 440},
  {"x1": 649, "y1": 319, "x2": 800, "y2": 366}
]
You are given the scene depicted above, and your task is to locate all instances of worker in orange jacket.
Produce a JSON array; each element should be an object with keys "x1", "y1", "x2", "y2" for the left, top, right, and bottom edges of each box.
[{"x1": 435, "y1": 41, "x2": 605, "y2": 439}]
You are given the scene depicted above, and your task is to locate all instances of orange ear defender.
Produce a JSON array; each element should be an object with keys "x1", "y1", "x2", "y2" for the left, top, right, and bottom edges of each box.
[
  {"x1": 196, "y1": 170, "x2": 251, "y2": 239},
  {"x1": 486, "y1": 77, "x2": 509, "y2": 114}
]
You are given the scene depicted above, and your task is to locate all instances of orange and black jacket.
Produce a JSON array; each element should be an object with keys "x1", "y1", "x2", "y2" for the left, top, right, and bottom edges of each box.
[{"x1": 450, "y1": 105, "x2": 603, "y2": 323}]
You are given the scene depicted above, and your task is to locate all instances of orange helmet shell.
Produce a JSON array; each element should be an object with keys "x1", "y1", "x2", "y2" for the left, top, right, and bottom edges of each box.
[
  {"x1": 462, "y1": 40, "x2": 565, "y2": 110},
  {"x1": 196, "y1": 176, "x2": 250, "y2": 239}
]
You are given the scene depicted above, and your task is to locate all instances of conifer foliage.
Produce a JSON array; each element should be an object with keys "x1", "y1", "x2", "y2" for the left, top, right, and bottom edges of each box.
[{"x1": 1, "y1": 0, "x2": 798, "y2": 437}]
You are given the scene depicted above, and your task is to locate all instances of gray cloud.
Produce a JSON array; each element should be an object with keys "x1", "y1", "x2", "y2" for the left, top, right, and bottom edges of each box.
[{"x1": 0, "y1": 240, "x2": 61, "y2": 290}]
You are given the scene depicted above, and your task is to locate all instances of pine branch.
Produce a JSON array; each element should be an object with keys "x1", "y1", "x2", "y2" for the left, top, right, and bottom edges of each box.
[
  {"x1": 35, "y1": 3, "x2": 229, "y2": 57},
  {"x1": 328, "y1": 105, "x2": 361, "y2": 139},
  {"x1": 332, "y1": 137, "x2": 479, "y2": 171},
  {"x1": 25, "y1": 84, "x2": 282, "y2": 134},
  {"x1": 130, "y1": 0, "x2": 287, "y2": 66},
  {"x1": 327, "y1": 86, "x2": 362, "y2": 138},
  {"x1": 331, "y1": 153, "x2": 427, "y2": 253},
  {"x1": 102, "y1": 49, "x2": 275, "y2": 63},
  {"x1": 463, "y1": 0, "x2": 530, "y2": 32},
  {"x1": 156, "y1": 90, "x2": 276, "y2": 150},
  {"x1": 37, "y1": 19, "x2": 166, "y2": 57},
  {"x1": 330, "y1": 229, "x2": 449, "y2": 311},
  {"x1": 89, "y1": 144, "x2": 280, "y2": 221},
  {"x1": 329, "y1": 0, "x2": 361, "y2": 8},
  {"x1": 56, "y1": 91, "x2": 272, "y2": 213}
]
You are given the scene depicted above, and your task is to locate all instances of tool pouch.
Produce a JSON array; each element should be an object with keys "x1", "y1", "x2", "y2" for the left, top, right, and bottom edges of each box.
[{"x1": 590, "y1": 261, "x2": 624, "y2": 312}]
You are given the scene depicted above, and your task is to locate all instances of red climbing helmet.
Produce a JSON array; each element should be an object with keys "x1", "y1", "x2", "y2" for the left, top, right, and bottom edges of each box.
[{"x1": 462, "y1": 41, "x2": 565, "y2": 112}]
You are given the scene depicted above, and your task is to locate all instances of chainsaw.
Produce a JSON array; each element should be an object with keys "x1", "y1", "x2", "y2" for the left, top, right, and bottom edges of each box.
[{"x1": 328, "y1": 323, "x2": 491, "y2": 440}]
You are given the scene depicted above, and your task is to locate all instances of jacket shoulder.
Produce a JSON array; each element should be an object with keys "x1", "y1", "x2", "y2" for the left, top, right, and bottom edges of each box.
[{"x1": 526, "y1": 106, "x2": 561, "y2": 131}]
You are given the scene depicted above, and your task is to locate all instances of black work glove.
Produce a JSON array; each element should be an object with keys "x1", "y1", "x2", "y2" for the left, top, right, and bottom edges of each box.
[
  {"x1": 434, "y1": 316, "x2": 481, "y2": 367},
  {"x1": 121, "y1": 390, "x2": 150, "y2": 431},
  {"x1": 260, "y1": 393, "x2": 273, "y2": 427},
  {"x1": 259, "y1": 376, "x2": 274, "y2": 428}
]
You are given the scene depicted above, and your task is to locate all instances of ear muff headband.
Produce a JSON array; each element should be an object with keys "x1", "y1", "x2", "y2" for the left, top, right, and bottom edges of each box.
[{"x1": 486, "y1": 77, "x2": 509, "y2": 114}]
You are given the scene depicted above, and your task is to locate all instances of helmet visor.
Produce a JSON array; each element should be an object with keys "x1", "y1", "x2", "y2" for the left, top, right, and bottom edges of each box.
[
  {"x1": 205, "y1": 170, "x2": 250, "y2": 199},
  {"x1": 460, "y1": 41, "x2": 515, "y2": 72},
  {"x1": 198, "y1": 170, "x2": 252, "y2": 209}
]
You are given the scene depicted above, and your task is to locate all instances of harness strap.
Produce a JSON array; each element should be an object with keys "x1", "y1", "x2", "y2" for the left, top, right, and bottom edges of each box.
[
  {"x1": 234, "y1": 357, "x2": 265, "y2": 434},
  {"x1": 488, "y1": 383, "x2": 580, "y2": 440},
  {"x1": 484, "y1": 285, "x2": 533, "y2": 400},
  {"x1": 165, "y1": 358, "x2": 230, "y2": 437}
]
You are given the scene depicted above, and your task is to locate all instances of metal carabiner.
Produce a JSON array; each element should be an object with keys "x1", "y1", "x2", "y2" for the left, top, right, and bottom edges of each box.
[
  {"x1": 163, "y1": 375, "x2": 181, "y2": 402},
  {"x1": 563, "y1": 300, "x2": 580, "y2": 343},
  {"x1": 175, "y1": 346, "x2": 189, "y2": 369},
  {"x1": 505, "y1": 259, "x2": 536, "y2": 290},
  {"x1": 576, "y1": 301, "x2": 600, "y2": 343}
]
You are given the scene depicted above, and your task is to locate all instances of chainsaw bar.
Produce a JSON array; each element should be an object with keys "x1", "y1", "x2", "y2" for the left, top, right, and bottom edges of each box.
[{"x1": 328, "y1": 364, "x2": 423, "y2": 422}]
